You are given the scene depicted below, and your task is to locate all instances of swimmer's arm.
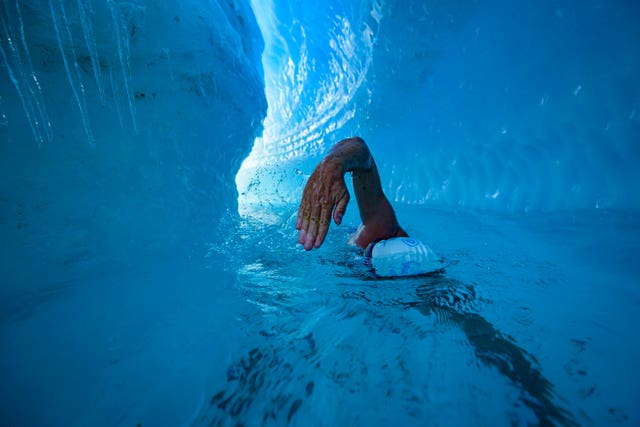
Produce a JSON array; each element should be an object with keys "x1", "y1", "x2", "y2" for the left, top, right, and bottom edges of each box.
[
  {"x1": 348, "y1": 139, "x2": 408, "y2": 248},
  {"x1": 296, "y1": 137, "x2": 406, "y2": 250}
]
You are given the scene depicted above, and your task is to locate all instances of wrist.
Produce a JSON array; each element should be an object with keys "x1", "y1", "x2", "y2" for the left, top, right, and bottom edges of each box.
[
  {"x1": 321, "y1": 154, "x2": 347, "y2": 175},
  {"x1": 325, "y1": 137, "x2": 372, "y2": 173}
]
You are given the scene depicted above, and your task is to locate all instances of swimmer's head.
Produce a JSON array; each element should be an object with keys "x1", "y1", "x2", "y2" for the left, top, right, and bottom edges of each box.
[{"x1": 369, "y1": 237, "x2": 443, "y2": 277}]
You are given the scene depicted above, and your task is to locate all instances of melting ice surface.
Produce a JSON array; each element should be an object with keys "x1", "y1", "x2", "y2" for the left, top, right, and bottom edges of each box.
[{"x1": 1, "y1": 0, "x2": 640, "y2": 426}]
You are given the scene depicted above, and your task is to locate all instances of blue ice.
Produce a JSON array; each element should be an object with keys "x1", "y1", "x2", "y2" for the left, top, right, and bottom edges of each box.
[{"x1": 1, "y1": 0, "x2": 639, "y2": 426}]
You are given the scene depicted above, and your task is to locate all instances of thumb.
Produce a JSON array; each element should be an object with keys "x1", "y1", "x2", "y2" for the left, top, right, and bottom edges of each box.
[{"x1": 333, "y1": 192, "x2": 350, "y2": 225}]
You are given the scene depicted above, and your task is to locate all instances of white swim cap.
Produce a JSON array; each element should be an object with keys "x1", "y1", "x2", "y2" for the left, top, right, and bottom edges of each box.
[{"x1": 369, "y1": 237, "x2": 442, "y2": 277}]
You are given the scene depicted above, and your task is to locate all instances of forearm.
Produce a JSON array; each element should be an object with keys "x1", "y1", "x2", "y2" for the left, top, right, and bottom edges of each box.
[{"x1": 329, "y1": 138, "x2": 399, "y2": 234}]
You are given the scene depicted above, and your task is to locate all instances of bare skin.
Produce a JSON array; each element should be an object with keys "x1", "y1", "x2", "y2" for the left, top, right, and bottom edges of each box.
[{"x1": 296, "y1": 137, "x2": 407, "y2": 250}]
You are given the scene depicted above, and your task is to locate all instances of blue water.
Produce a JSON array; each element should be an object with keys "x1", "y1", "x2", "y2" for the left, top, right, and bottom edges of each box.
[
  {"x1": 5, "y1": 206, "x2": 638, "y2": 426},
  {"x1": 196, "y1": 206, "x2": 639, "y2": 426},
  {"x1": 1, "y1": 0, "x2": 640, "y2": 426}
]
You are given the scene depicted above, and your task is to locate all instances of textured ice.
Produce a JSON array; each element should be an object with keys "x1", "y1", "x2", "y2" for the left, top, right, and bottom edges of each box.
[
  {"x1": 1, "y1": 0, "x2": 266, "y2": 287},
  {"x1": 238, "y1": 0, "x2": 640, "y2": 215}
]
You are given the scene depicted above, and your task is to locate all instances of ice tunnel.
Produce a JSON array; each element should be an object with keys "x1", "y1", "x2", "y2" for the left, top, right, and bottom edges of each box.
[
  {"x1": 238, "y1": 0, "x2": 640, "y2": 215},
  {"x1": 1, "y1": 0, "x2": 639, "y2": 426}
]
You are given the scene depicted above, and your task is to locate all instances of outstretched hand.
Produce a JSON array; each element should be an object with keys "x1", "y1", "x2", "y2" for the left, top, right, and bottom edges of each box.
[{"x1": 296, "y1": 158, "x2": 350, "y2": 250}]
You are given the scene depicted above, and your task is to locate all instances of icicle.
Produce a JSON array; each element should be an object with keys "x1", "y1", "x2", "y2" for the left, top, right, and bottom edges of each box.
[
  {"x1": 15, "y1": 0, "x2": 53, "y2": 142},
  {"x1": 108, "y1": 62, "x2": 124, "y2": 128},
  {"x1": 108, "y1": 0, "x2": 138, "y2": 134},
  {"x1": 0, "y1": 1, "x2": 52, "y2": 145},
  {"x1": 49, "y1": 0, "x2": 95, "y2": 145},
  {"x1": 0, "y1": 42, "x2": 40, "y2": 141},
  {"x1": 0, "y1": 96, "x2": 7, "y2": 126},
  {"x1": 77, "y1": 0, "x2": 105, "y2": 103}
]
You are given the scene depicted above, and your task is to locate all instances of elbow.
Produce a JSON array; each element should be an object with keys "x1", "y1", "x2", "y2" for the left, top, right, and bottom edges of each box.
[{"x1": 347, "y1": 136, "x2": 366, "y2": 148}]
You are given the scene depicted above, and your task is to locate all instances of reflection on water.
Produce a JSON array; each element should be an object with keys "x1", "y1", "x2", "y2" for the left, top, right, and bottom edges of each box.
[{"x1": 411, "y1": 277, "x2": 577, "y2": 427}]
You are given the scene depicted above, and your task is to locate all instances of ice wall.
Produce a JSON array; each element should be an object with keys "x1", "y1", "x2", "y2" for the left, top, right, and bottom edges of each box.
[
  {"x1": 2, "y1": 0, "x2": 640, "y2": 286},
  {"x1": 1, "y1": 0, "x2": 266, "y2": 287},
  {"x1": 238, "y1": 0, "x2": 640, "y2": 216},
  {"x1": 368, "y1": 0, "x2": 640, "y2": 212}
]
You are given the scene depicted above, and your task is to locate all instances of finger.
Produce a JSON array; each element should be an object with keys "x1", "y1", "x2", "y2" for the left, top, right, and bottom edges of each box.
[
  {"x1": 296, "y1": 194, "x2": 308, "y2": 230},
  {"x1": 333, "y1": 191, "x2": 350, "y2": 225},
  {"x1": 314, "y1": 204, "x2": 333, "y2": 248},
  {"x1": 298, "y1": 212, "x2": 309, "y2": 244},
  {"x1": 297, "y1": 200, "x2": 311, "y2": 245},
  {"x1": 304, "y1": 205, "x2": 321, "y2": 250},
  {"x1": 296, "y1": 196, "x2": 306, "y2": 230}
]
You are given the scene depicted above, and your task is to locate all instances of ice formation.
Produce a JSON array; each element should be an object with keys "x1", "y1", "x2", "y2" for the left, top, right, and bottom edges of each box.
[
  {"x1": 1, "y1": 1, "x2": 639, "y2": 426},
  {"x1": 1, "y1": 0, "x2": 639, "y2": 285},
  {"x1": 1, "y1": 0, "x2": 266, "y2": 287}
]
